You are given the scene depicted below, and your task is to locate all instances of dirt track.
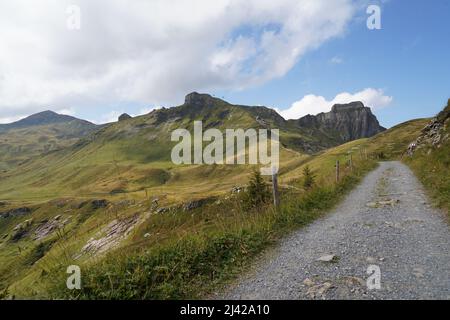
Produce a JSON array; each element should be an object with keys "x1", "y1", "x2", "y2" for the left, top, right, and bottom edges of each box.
[{"x1": 221, "y1": 161, "x2": 450, "y2": 300}]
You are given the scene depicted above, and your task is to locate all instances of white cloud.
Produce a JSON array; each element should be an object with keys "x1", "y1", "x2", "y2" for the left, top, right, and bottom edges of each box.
[
  {"x1": 96, "y1": 106, "x2": 161, "y2": 124},
  {"x1": 0, "y1": 0, "x2": 356, "y2": 120},
  {"x1": 278, "y1": 88, "x2": 393, "y2": 119},
  {"x1": 55, "y1": 107, "x2": 76, "y2": 116},
  {"x1": 330, "y1": 56, "x2": 344, "y2": 64}
]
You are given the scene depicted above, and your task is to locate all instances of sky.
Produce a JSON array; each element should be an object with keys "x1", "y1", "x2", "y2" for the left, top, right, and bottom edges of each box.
[{"x1": 0, "y1": 0, "x2": 448, "y2": 128}]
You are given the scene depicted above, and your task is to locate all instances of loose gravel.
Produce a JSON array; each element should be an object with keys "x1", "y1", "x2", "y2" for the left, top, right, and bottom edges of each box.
[{"x1": 220, "y1": 161, "x2": 450, "y2": 300}]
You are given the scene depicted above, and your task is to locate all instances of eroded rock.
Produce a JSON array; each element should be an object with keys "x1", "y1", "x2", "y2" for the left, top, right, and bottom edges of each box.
[
  {"x1": 34, "y1": 215, "x2": 71, "y2": 241},
  {"x1": 81, "y1": 214, "x2": 140, "y2": 256}
]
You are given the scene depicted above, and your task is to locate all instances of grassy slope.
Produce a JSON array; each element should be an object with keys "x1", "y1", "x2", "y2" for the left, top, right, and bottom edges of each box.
[
  {"x1": 404, "y1": 101, "x2": 450, "y2": 215},
  {"x1": 0, "y1": 120, "x2": 97, "y2": 172},
  {"x1": 0, "y1": 98, "x2": 324, "y2": 204},
  {"x1": 0, "y1": 137, "x2": 377, "y2": 299},
  {"x1": 2, "y1": 98, "x2": 448, "y2": 299}
]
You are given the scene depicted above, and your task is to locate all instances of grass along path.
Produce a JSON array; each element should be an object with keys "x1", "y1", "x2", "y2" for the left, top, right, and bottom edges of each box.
[{"x1": 221, "y1": 161, "x2": 450, "y2": 300}]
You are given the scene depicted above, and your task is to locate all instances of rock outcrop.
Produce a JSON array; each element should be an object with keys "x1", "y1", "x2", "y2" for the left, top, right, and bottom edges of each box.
[
  {"x1": 184, "y1": 92, "x2": 224, "y2": 108},
  {"x1": 118, "y1": 113, "x2": 132, "y2": 122},
  {"x1": 296, "y1": 101, "x2": 386, "y2": 144},
  {"x1": 0, "y1": 207, "x2": 31, "y2": 219},
  {"x1": 407, "y1": 99, "x2": 450, "y2": 155}
]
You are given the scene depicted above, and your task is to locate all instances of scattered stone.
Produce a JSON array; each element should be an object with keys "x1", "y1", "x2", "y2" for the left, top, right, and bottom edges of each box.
[
  {"x1": 303, "y1": 278, "x2": 315, "y2": 287},
  {"x1": 317, "y1": 254, "x2": 339, "y2": 263},
  {"x1": 144, "y1": 233, "x2": 151, "y2": 238},
  {"x1": 367, "y1": 199, "x2": 399, "y2": 208},
  {"x1": 306, "y1": 282, "x2": 333, "y2": 299},
  {"x1": 379, "y1": 199, "x2": 400, "y2": 206},
  {"x1": 412, "y1": 267, "x2": 425, "y2": 278}
]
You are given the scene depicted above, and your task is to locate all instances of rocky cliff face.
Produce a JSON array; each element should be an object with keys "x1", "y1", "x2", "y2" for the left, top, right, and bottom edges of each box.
[{"x1": 295, "y1": 101, "x2": 386, "y2": 144}]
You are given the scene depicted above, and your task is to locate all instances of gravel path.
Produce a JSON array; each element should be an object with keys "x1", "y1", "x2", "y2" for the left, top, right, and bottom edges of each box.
[{"x1": 221, "y1": 161, "x2": 450, "y2": 300}]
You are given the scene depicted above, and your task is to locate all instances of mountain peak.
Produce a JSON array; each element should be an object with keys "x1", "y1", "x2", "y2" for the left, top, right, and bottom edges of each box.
[
  {"x1": 0, "y1": 110, "x2": 96, "y2": 132},
  {"x1": 184, "y1": 92, "x2": 227, "y2": 107},
  {"x1": 297, "y1": 101, "x2": 385, "y2": 143},
  {"x1": 13, "y1": 110, "x2": 77, "y2": 127},
  {"x1": 331, "y1": 101, "x2": 365, "y2": 112}
]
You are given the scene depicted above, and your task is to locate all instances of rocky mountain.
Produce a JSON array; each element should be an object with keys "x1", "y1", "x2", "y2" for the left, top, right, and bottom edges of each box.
[
  {"x1": 0, "y1": 95, "x2": 386, "y2": 174},
  {"x1": 179, "y1": 93, "x2": 386, "y2": 151},
  {"x1": 293, "y1": 101, "x2": 386, "y2": 145},
  {"x1": 0, "y1": 92, "x2": 387, "y2": 200}
]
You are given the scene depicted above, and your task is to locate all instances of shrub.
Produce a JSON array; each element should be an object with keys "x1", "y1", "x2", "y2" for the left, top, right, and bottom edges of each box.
[
  {"x1": 242, "y1": 169, "x2": 271, "y2": 210},
  {"x1": 302, "y1": 165, "x2": 316, "y2": 190}
]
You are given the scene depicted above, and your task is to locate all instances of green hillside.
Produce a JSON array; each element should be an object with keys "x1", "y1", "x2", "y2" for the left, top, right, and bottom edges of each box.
[
  {"x1": 0, "y1": 112, "x2": 98, "y2": 172},
  {"x1": 0, "y1": 136, "x2": 377, "y2": 299},
  {"x1": 0, "y1": 93, "x2": 388, "y2": 298},
  {"x1": 0, "y1": 93, "x2": 340, "y2": 203},
  {"x1": 1, "y1": 94, "x2": 447, "y2": 299}
]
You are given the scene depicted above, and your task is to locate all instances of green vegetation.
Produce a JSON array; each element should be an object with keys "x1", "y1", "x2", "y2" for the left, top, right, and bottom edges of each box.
[
  {"x1": 302, "y1": 165, "x2": 316, "y2": 190},
  {"x1": 47, "y1": 155, "x2": 376, "y2": 300},
  {"x1": 0, "y1": 133, "x2": 377, "y2": 298},
  {"x1": 0, "y1": 118, "x2": 97, "y2": 172},
  {"x1": 241, "y1": 170, "x2": 271, "y2": 210},
  {"x1": 1, "y1": 95, "x2": 448, "y2": 299}
]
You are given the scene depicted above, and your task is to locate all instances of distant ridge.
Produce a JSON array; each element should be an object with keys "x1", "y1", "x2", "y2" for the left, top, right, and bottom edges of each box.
[
  {"x1": 0, "y1": 110, "x2": 99, "y2": 171},
  {"x1": 0, "y1": 110, "x2": 96, "y2": 132}
]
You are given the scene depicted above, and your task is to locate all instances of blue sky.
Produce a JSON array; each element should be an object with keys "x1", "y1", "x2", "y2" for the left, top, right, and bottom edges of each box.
[
  {"x1": 0, "y1": 0, "x2": 448, "y2": 128},
  {"x1": 215, "y1": 0, "x2": 450, "y2": 128}
]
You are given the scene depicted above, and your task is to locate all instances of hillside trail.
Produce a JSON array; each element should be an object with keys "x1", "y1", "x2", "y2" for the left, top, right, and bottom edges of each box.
[{"x1": 219, "y1": 161, "x2": 450, "y2": 300}]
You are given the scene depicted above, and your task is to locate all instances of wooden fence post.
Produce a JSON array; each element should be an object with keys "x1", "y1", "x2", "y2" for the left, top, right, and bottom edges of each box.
[
  {"x1": 336, "y1": 160, "x2": 340, "y2": 183},
  {"x1": 272, "y1": 172, "x2": 280, "y2": 208}
]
